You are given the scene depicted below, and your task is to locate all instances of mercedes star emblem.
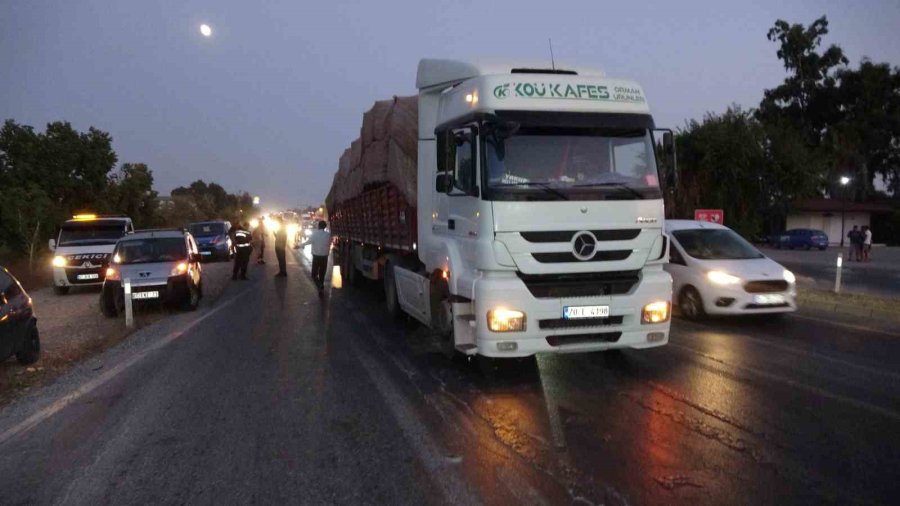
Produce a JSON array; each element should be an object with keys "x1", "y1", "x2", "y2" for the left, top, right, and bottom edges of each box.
[{"x1": 572, "y1": 232, "x2": 597, "y2": 261}]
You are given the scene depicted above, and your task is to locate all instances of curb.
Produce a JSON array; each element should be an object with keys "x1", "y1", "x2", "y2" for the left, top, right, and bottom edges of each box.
[{"x1": 797, "y1": 296, "x2": 900, "y2": 324}]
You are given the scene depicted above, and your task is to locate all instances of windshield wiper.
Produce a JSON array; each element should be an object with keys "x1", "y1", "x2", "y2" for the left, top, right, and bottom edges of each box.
[
  {"x1": 492, "y1": 182, "x2": 569, "y2": 200},
  {"x1": 572, "y1": 182, "x2": 645, "y2": 200}
]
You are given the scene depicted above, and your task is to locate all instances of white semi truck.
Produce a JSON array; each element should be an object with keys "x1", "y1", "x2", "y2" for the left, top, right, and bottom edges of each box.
[{"x1": 329, "y1": 58, "x2": 675, "y2": 359}]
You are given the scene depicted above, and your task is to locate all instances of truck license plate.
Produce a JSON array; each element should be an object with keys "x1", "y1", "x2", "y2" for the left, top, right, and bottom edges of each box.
[
  {"x1": 76, "y1": 273, "x2": 99, "y2": 280},
  {"x1": 563, "y1": 305, "x2": 609, "y2": 319},
  {"x1": 132, "y1": 291, "x2": 159, "y2": 300}
]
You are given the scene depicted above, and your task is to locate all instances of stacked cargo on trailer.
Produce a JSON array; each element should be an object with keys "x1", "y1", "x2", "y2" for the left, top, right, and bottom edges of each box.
[{"x1": 328, "y1": 58, "x2": 676, "y2": 360}]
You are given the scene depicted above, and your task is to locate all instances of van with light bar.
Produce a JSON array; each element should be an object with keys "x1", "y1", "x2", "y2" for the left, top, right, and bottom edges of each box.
[
  {"x1": 48, "y1": 215, "x2": 134, "y2": 295},
  {"x1": 327, "y1": 58, "x2": 675, "y2": 361}
]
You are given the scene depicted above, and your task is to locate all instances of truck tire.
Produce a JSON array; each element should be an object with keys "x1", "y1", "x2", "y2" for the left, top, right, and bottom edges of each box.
[
  {"x1": 16, "y1": 322, "x2": 40, "y2": 365},
  {"x1": 384, "y1": 262, "x2": 401, "y2": 319},
  {"x1": 53, "y1": 286, "x2": 70, "y2": 296},
  {"x1": 342, "y1": 245, "x2": 362, "y2": 288}
]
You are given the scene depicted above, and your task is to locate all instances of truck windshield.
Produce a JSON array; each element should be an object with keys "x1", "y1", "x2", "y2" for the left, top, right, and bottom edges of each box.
[
  {"x1": 672, "y1": 229, "x2": 764, "y2": 260},
  {"x1": 114, "y1": 238, "x2": 187, "y2": 264},
  {"x1": 189, "y1": 223, "x2": 226, "y2": 237},
  {"x1": 483, "y1": 127, "x2": 662, "y2": 201},
  {"x1": 58, "y1": 225, "x2": 126, "y2": 246}
]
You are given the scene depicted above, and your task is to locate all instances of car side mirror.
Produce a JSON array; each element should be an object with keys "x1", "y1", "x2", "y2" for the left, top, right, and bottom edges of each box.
[
  {"x1": 435, "y1": 173, "x2": 452, "y2": 193},
  {"x1": 48, "y1": 238, "x2": 56, "y2": 251}
]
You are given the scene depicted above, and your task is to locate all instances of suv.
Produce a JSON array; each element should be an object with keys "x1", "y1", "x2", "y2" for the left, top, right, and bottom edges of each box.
[
  {"x1": 100, "y1": 229, "x2": 203, "y2": 317},
  {"x1": 0, "y1": 266, "x2": 40, "y2": 365},
  {"x1": 49, "y1": 215, "x2": 134, "y2": 295},
  {"x1": 187, "y1": 221, "x2": 233, "y2": 261}
]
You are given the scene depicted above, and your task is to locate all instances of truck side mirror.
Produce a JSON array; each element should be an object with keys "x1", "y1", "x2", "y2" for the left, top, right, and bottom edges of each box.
[
  {"x1": 662, "y1": 131, "x2": 674, "y2": 155},
  {"x1": 48, "y1": 238, "x2": 56, "y2": 251},
  {"x1": 435, "y1": 173, "x2": 452, "y2": 193}
]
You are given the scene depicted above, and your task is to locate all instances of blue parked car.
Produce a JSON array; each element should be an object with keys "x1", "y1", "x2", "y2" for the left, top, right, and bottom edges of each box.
[
  {"x1": 775, "y1": 229, "x2": 829, "y2": 250},
  {"x1": 187, "y1": 221, "x2": 234, "y2": 261}
]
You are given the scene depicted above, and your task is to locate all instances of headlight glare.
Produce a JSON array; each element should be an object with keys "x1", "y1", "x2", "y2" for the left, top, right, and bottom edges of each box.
[
  {"x1": 783, "y1": 269, "x2": 796, "y2": 283},
  {"x1": 642, "y1": 301, "x2": 671, "y2": 324},
  {"x1": 52, "y1": 255, "x2": 67, "y2": 267},
  {"x1": 706, "y1": 270, "x2": 741, "y2": 285},
  {"x1": 487, "y1": 308, "x2": 526, "y2": 332}
]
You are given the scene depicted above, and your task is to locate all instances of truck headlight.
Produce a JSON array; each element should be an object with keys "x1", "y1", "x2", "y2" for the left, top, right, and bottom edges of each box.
[
  {"x1": 487, "y1": 308, "x2": 526, "y2": 332},
  {"x1": 52, "y1": 255, "x2": 67, "y2": 267},
  {"x1": 706, "y1": 270, "x2": 741, "y2": 285},
  {"x1": 642, "y1": 301, "x2": 670, "y2": 324},
  {"x1": 783, "y1": 269, "x2": 796, "y2": 284}
]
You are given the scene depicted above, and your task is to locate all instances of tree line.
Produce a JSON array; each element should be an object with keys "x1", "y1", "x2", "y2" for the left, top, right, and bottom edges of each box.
[
  {"x1": 0, "y1": 119, "x2": 252, "y2": 270},
  {"x1": 669, "y1": 16, "x2": 900, "y2": 241}
]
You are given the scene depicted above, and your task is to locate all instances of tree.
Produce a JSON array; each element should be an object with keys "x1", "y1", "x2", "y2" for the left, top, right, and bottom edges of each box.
[{"x1": 106, "y1": 163, "x2": 159, "y2": 228}]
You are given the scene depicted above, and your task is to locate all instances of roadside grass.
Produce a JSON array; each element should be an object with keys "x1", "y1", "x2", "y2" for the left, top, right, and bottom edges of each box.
[{"x1": 797, "y1": 286, "x2": 900, "y2": 311}]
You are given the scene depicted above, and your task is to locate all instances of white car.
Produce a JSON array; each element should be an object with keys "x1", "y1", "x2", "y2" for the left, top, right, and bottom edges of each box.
[{"x1": 665, "y1": 220, "x2": 797, "y2": 319}]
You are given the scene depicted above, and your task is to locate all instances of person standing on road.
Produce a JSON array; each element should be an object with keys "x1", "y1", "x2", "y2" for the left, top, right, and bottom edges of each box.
[
  {"x1": 847, "y1": 226, "x2": 860, "y2": 261},
  {"x1": 254, "y1": 220, "x2": 267, "y2": 265},
  {"x1": 232, "y1": 222, "x2": 253, "y2": 280},
  {"x1": 298, "y1": 220, "x2": 331, "y2": 291},
  {"x1": 274, "y1": 216, "x2": 288, "y2": 277},
  {"x1": 863, "y1": 226, "x2": 873, "y2": 262}
]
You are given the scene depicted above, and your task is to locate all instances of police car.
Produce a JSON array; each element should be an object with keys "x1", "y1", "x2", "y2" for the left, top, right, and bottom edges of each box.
[{"x1": 49, "y1": 215, "x2": 134, "y2": 295}]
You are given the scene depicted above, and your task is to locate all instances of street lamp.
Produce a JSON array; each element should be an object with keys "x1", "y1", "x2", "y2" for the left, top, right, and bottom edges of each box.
[{"x1": 839, "y1": 176, "x2": 851, "y2": 247}]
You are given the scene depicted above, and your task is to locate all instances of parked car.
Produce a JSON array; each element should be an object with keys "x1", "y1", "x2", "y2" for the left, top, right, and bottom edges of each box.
[
  {"x1": 188, "y1": 221, "x2": 233, "y2": 261},
  {"x1": 774, "y1": 229, "x2": 829, "y2": 250},
  {"x1": 100, "y1": 229, "x2": 203, "y2": 317},
  {"x1": 0, "y1": 266, "x2": 40, "y2": 365},
  {"x1": 665, "y1": 220, "x2": 797, "y2": 320},
  {"x1": 49, "y1": 214, "x2": 134, "y2": 295}
]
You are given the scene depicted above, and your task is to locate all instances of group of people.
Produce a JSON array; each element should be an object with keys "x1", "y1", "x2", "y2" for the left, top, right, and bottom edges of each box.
[
  {"x1": 229, "y1": 218, "x2": 332, "y2": 291},
  {"x1": 846, "y1": 225, "x2": 873, "y2": 262}
]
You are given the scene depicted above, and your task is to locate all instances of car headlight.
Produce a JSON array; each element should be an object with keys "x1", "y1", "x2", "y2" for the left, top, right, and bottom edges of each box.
[
  {"x1": 52, "y1": 255, "x2": 67, "y2": 267},
  {"x1": 783, "y1": 269, "x2": 796, "y2": 284},
  {"x1": 706, "y1": 270, "x2": 741, "y2": 285},
  {"x1": 487, "y1": 308, "x2": 526, "y2": 332},
  {"x1": 169, "y1": 262, "x2": 189, "y2": 276}
]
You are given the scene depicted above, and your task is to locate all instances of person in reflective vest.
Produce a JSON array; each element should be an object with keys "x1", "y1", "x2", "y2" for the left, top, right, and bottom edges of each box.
[{"x1": 232, "y1": 222, "x2": 253, "y2": 280}]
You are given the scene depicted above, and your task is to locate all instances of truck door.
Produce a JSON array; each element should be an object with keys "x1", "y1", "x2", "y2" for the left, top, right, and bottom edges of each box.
[{"x1": 446, "y1": 128, "x2": 481, "y2": 265}]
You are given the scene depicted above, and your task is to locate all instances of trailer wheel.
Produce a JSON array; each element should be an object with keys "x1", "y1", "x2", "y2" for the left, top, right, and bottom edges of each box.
[
  {"x1": 340, "y1": 244, "x2": 360, "y2": 288},
  {"x1": 384, "y1": 262, "x2": 401, "y2": 319}
]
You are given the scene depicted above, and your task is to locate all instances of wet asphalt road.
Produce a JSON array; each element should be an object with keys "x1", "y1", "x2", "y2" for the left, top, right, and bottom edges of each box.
[{"x1": 0, "y1": 247, "x2": 898, "y2": 505}]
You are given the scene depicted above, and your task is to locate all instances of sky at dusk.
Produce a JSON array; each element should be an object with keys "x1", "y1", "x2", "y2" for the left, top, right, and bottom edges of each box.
[{"x1": 3, "y1": 0, "x2": 899, "y2": 210}]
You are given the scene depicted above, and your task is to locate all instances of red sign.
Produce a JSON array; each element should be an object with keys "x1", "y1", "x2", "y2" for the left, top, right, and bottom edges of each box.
[{"x1": 694, "y1": 209, "x2": 724, "y2": 224}]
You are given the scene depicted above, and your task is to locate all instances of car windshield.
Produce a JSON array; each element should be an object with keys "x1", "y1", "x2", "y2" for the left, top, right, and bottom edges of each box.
[
  {"x1": 673, "y1": 228, "x2": 764, "y2": 260},
  {"x1": 189, "y1": 223, "x2": 226, "y2": 237},
  {"x1": 58, "y1": 225, "x2": 126, "y2": 246},
  {"x1": 114, "y1": 238, "x2": 186, "y2": 264},
  {"x1": 483, "y1": 126, "x2": 661, "y2": 200}
]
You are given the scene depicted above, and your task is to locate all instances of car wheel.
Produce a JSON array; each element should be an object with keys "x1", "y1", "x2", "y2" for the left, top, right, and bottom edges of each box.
[
  {"x1": 16, "y1": 322, "x2": 40, "y2": 365},
  {"x1": 679, "y1": 286, "x2": 706, "y2": 321},
  {"x1": 383, "y1": 262, "x2": 401, "y2": 319},
  {"x1": 100, "y1": 289, "x2": 119, "y2": 317},
  {"x1": 819, "y1": 246, "x2": 827, "y2": 251},
  {"x1": 53, "y1": 286, "x2": 70, "y2": 296},
  {"x1": 183, "y1": 281, "x2": 200, "y2": 311}
]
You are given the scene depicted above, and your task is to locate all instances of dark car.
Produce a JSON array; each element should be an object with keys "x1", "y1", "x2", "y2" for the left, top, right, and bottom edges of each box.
[
  {"x1": 187, "y1": 221, "x2": 233, "y2": 261},
  {"x1": 0, "y1": 267, "x2": 40, "y2": 365},
  {"x1": 100, "y1": 229, "x2": 204, "y2": 317},
  {"x1": 776, "y1": 229, "x2": 829, "y2": 250}
]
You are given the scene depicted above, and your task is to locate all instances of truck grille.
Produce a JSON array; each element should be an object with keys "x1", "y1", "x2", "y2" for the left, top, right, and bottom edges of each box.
[
  {"x1": 520, "y1": 229, "x2": 641, "y2": 243},
  {"x1": 547, "y1": 332, "x2": 622, "y2": 346},
  {"x1": 532, "y1": 250, "x2": 631, "y2": 263},
  {"x1": 517, "y1": 270, "x2": 640, "y2": 299},
  {"x1": 539, "y1": 316, "x2": 624, "y2": 330},
  {"x1": 744, "y1": 280, "x2": 788, "y2": 293}
]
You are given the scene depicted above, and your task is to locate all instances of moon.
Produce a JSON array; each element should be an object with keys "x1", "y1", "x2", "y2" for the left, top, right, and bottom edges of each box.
[{"x1": 200, "y1": 24, "x2": 212, "y2": 37}]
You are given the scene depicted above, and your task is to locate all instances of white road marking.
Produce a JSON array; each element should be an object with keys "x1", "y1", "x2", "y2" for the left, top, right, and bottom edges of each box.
[{"x1": 0, "y1": 284, "x2": 252, "y2": 447}]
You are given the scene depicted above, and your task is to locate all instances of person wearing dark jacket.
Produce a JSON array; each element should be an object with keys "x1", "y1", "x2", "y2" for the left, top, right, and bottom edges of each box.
[
  {"x1": 274, "y1": 216, "x2": 288, "y2": 277},
  {"x1": 232, "y1": 222, "x2": 253, "y2": 280}
]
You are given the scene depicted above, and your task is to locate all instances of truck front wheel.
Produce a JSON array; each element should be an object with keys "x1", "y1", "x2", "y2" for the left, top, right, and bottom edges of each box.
[
  {"x1": 430, "y1": 276, "x2": 456, "y2": 359},
  {"x1": 383, "y1": 262, "x2": 401, "y2": 319}
]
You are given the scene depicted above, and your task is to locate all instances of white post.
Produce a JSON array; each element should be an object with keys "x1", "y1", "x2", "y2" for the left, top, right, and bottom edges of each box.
[
  {"x1": 124, "y1": 278, "x2": 134, "y2": 328},
  {"x1": 834, "y1": 253, "x2": 843, "y2": 294}
]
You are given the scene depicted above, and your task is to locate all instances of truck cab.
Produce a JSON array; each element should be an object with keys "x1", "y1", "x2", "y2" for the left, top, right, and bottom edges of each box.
[
  {"x1": 408, "y1": 59, "x2": 674, "y2": 357},
  {"x1": 49, "y1": 215, "x2": 134, "y2": 295}
]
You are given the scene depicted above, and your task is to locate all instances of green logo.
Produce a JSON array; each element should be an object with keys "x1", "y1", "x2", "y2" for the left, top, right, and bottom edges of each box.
[
  {"x1": 493, "y1": 83, "x2": 510, "y2": 99},
  {"x1": 490, "y1": 82, "x2": 645, "y2": 103}
]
